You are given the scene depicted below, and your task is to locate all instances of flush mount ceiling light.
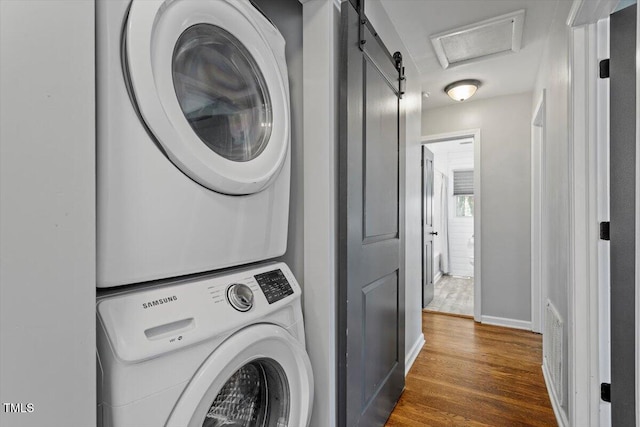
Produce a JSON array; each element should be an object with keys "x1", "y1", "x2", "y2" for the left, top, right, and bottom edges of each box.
[{"x1": 444, "y1": 79, "x2": 481, "y2": 102}]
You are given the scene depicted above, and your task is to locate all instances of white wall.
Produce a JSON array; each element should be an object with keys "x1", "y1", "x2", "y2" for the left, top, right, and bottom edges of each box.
[
  {"x1": 532, "y1": 0, "x2": 573, "y2": 417},
  {"x1": 423, "y1": 92, "x2": 533, "y2": 323},
  {"x1": 0, "y1": 1, "x2": 96, "y2": 426},
  {"x1": 433, "y1": 167, "x2": 445, "y2": 259},
  {"x1": 448, "y1": 153, "x2": 475, "y2": 277},
  {"x1": 431, "y1": 147, "x2": 475, "y2": 277}
]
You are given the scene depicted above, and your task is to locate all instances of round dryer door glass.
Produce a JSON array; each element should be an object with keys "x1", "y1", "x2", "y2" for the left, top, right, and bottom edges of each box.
[
  {"x1": 203, "y1": 358, "x2": 289, "y2": 427},
  {"x1": 172, "y1": 24, "x2": 273, "y2": 163}
]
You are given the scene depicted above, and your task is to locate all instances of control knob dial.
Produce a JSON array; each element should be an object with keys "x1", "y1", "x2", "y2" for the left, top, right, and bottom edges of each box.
[{"x1": 226, "y1": 283, "x2": 254, "y2": 312}]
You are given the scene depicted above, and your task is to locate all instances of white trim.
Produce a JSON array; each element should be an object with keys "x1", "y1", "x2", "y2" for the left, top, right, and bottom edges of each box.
[
  {"x1": 301, "y1": 1, "x2": 338, "y2": 426},
  {"x1": 531, "y1": 90, "x2": 546, "y2": 334},
  {"x1": 434, "y1": 270, "x2": 443, "y2": 284},
  {"x1": 567, "y1": 0, "x2": 619, "y2": 27},
  {"x1": 543, "y1": 363, "x2": 570, "y2": 427},
  {"x1": 422, "y1": 129, "x2": 482, "y2": 322},
  {"x1": 405, "y1": 333, "x2": 425, "y2": 376},
  {"x1": 480, "y1": 315, "x2": 531, "y2": 331},
  {"x1": 596, "y1": 16, "x2": 612, "y2": 427},
  {"x1": 569, "y1": 23, "x2": 601, "y2": 427}
]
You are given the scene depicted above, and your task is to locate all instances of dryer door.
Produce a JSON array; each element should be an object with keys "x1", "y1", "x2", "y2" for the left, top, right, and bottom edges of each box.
[
  {"x1": 125, "y1": 0, "x2": 289, "y2": 195},
  {"x1": 166, "y1": 324, "x2": 313, "y2": 427}
]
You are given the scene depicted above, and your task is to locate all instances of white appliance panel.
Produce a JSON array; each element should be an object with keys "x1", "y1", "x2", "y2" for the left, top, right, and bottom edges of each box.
[{"x1": 96, "y1": 0, "x2": 291, "y2": 287}]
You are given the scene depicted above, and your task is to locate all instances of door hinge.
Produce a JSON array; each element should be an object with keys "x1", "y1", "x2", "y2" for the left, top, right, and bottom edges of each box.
[
  {"x1": 600, "y1": 59, "x2": 610, "y2": 79},
  {"x1": 601, "y1": 382, "x2": 611, "y2": 402},
  {"x1": 600, "y1": 221, "x2": 610, "y2": 241}
]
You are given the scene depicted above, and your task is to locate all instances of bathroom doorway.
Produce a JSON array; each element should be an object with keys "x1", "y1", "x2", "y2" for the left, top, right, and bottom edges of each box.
[{"x1": 422, "y1": 132, "x2": 480, "y2": 318}]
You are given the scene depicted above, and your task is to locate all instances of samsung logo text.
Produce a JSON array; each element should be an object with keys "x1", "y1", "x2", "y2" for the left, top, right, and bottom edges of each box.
[{"x1": 142, "y1": 296, "x2": 178, "y2": 309}]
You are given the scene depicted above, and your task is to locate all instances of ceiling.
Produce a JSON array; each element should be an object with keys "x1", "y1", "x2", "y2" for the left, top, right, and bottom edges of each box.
[{"x1": 379, "y1": 0, "x2": 565, "y2": 109}]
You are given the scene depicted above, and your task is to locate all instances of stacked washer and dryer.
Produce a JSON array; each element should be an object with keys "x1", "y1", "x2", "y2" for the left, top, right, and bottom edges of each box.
[{"x1": 95, "y1": 1, "x2": 313, "y2": 426}]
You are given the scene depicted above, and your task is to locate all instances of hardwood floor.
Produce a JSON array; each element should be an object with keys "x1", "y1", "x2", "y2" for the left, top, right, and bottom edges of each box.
[{"x1": 385, "y1": 312, "x2": 557, "y2": 426}]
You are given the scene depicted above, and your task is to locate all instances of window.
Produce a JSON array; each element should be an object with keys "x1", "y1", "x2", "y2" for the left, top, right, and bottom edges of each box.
[
  {"x1": 456, "y1": 195, "x2": 474, "y2": 217},
  {"x1": 453, "y1": 169, "x2": 474, "y2": 217}
]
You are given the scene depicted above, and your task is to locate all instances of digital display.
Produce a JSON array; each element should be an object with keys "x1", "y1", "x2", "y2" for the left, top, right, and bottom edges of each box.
[{"x1": 254, "y1": 269, "x2": 294, "y2": 304}]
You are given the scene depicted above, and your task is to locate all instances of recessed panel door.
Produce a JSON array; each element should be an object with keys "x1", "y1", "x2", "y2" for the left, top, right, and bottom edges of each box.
[{"x1": 338, "y1": 2, "x2": 405, "y2": 426}]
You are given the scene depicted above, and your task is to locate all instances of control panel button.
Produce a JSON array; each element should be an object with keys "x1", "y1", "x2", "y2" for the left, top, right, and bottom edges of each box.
[{"x1": 226, "y1": 283, "x2": 254, "y2": 312}]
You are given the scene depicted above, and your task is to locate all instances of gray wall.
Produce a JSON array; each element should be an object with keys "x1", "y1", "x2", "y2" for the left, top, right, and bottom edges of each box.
[
  {"x1": 423, "y1": 92, "x2": 533, "y2": 323},
  {"x1": 0, "y1": 1, "x2": 96, "y2": 426},
  {"x1": 532, "y1": 0, "x2": 573, "y2": 415},
  {"x1": 252, "y1": 0, "x2": 304, "y2": 283}
]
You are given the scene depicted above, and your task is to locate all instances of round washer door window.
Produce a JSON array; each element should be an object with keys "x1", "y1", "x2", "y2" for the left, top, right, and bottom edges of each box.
[
  {"x1": 203, "y1": 358, "x2": 288, "y2": 427},
  {"x1": 165, "y1": 325, "x2": 313, "y2": 427},
  {"x1": 125, "y1": 0, "x2": 289, "y2": 195},
  {"x1": 172, "y1": 24, "x2": 273, "y2": 163}
]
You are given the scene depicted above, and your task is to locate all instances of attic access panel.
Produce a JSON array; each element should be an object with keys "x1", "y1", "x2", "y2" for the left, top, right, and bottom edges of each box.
[{"x1": 430, "y1": 9, "x2": 525, "y2": 69}]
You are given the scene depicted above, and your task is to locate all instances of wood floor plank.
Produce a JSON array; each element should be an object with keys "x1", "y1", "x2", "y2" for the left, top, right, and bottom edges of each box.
[{"x1": 385, "y1": 312, "x2": 557, "y2": 426}]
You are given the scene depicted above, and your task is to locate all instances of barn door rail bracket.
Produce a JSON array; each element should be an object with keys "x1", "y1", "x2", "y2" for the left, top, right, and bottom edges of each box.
[{"x1": 393, "y1": 51, "x2": 406, "y2": 97}]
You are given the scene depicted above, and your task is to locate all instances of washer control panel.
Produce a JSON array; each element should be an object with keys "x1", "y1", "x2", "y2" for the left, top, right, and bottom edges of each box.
[
  {"x1": 97, "y1": 262, "x2": 300, "y2": 362},
  {"x1": 254, "y1": 269, "x2": 294, "y2": 304}
]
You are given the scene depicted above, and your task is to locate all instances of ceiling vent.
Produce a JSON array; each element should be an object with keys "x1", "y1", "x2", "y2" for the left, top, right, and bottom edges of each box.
[{"x1": 430, "y1": 9, "x2": 525, "y2": 69}]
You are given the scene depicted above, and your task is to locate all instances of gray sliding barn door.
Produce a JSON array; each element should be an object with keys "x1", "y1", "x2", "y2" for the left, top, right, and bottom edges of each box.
[
  {"x1": 609, "y1": 4, "x2": 636, "y2": 425},
  {"x1": 338, "y1": 1, "x2": 405, "y2": 426}
]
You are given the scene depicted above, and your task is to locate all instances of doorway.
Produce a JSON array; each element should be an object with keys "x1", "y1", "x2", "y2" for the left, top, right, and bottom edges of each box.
[{"x1": 422, "y1": 130, "x2": 481, "y2": 321}]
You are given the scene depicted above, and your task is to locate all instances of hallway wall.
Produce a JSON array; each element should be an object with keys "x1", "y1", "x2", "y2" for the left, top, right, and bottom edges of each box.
[
  {"x1": 0, "y1": 2, "x2": 96, "y2": 426},
  {"x1": 531, "y1": 0, "x2": 573, "y2": 416},
  {"x1": 423, "y1": 92, "x2": 533, "y2": 324}
]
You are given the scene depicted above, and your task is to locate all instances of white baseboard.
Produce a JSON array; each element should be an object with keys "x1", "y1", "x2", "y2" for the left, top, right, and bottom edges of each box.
[
  {"x1": 481, "y1": 315, "x2": 532, "y2": 331},
  {"x1": 405, "y1": 333, "x2": 425, "y2": 375},
  {"x1": 542, "y1": 362, "x2": 569, "y2": 427},
  {"x1": 434, "y1": 271, "x2": 442, "y2": 283}
]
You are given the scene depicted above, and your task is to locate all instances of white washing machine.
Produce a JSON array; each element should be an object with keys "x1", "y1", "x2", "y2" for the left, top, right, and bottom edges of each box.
[
  {"x1": 97, "y1": 0, "x2": 291, "y2": 287},
  {"x1": 96, "y1": 262, "x2": 313, "y2": 427}
]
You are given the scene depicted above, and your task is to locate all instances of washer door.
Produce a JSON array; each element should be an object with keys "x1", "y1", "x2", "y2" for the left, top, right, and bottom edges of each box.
[
  {"x1": 125, "y1": 0, "x2": 289, "y2": 195},
  {"x1": 166, "y1": 325, "x2": 313, "y2": 427}
]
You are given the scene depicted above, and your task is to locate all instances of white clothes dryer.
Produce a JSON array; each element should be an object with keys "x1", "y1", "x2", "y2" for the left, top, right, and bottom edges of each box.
[
  {"x1": 97, "y1": 0, "x2": 291, "y2": 287},
  {"x1": 96, "y1": 262, "x2": 313, "y2": 427}
]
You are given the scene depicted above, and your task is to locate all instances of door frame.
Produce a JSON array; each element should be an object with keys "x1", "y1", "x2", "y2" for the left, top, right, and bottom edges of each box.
[
  {"x1": 422, "y1": 129, "x2": 481, "y2": 322},
  {"x1": 595, "y1": 17, "x2": 611, "y2": 427},
  {"x1": 568, "y1": 22, "x2": 601, "y2": 426}
]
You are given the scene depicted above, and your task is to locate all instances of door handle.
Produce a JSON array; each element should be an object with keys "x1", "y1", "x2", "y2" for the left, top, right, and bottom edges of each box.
[{"x1": 429, "y1": 231, "x2": 438, "y2": 236}]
